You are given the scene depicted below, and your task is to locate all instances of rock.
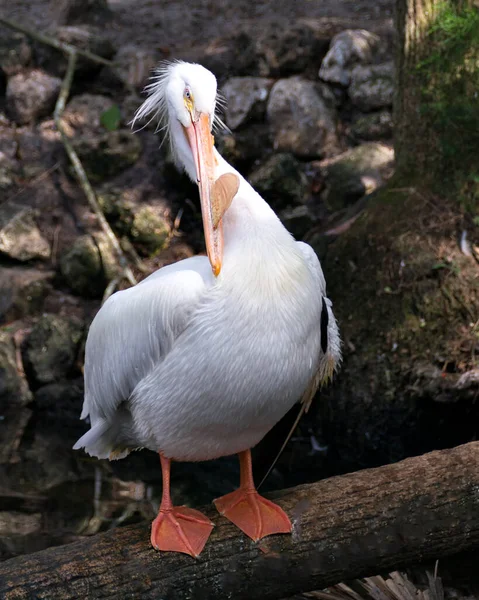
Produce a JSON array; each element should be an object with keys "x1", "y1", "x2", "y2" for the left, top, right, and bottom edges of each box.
[
  {"x1": 34, "y1": 380, "x2": 86, "y2": 444},
  {"x1": 349, "y1": 62, "x2": 394, "y2": 111},
  {"x1": 61, "y1": 93, "x2": 119, "y2": 139},
  {"x1": 0, "y1": 511, "x2": 49, "y2": 561},
  {"x1": 0, "y1": 267, "x2": 53, "y2": 324},
  {"x1": 222, "y1": 77, "x2": 274, "y2": 130},
  {"x1": 61, "y1": 93, "x2": 116, "y2": 136},
  {"x1": 318, "y1": 81, "x2": 346, "y2": 108},
  {"x1": 351, "y1": 110, "x2": 393, "y2": 140},
  {"x1": 193, "y1": 32, "x2": 258, "y2": 81},
  {"x1": 0, "y1": 161, "x2": 19, "y2": 192},
  {"x1": 35, "y1": 26, "x2": 115, "y2": 77},
  {"x1": 318, "y1": 142, "x2": 394, "y2": 211},
  {"x1": 54, "y1": 0, "x2": 112, "y2": 25},
  {"x1": 248, "y1": 153, "x2": 309, "y2": 211},
  {"x1": 59, "y1": 233, "x2": 119, "y2": 298},
  {"x1": 6, "y1": 70, "x2": 62, "y2": 125},
  {"x1": 131, "y1": 206, "x2": 171, "y2": 256},
  {"x1": 0, "y1": 512, "x2": 42, "y2": 536},
  {"x1": 0, "y1": 333, "x2": 32, "y2": 406},
  {"x1": 15, "y1": 129, "x2": 61, "y2": 181},
  {"x1": 256, "y1": 22, "x2": 330, "y2": 77},
  {"x1": 319, "y1": 29, "x2": 380, "y2": 86},
  {"x1": 214, "y1": 124, "x2": 271, "y2": 169},
  {"x1": 72, "y1": 130, "x2": 142, "y2": 183},
  {"x1": 0, "y1": 332, "x2": 33, "y2": 464},
  {"x1": 22, "y1": 379, "x2": 88, "y2": 492},
  {"x1": 97, "y1": 187, "x2": 135, "y2": 236},
  {"x1": 0, "y1": 32, "x2": 32, "y2": 76},
  {"x1": 279, "y1": 205, "x2": 316, "y2": 239},
  {"x1": 22, "y1": 315, "x2": 84, "y2": 389},
  {"x1": 0, "y1": 202, "x2": 51, "y2": 262},
  {"x1": 99, "y1": 45, "x2": 157, "y2": 91},
  {"x1": 0, "y1": 129, "x2": 20, "y2": 191},
  {"x1": 267, "y1": 77, "x2": 340, "y2": 158}
]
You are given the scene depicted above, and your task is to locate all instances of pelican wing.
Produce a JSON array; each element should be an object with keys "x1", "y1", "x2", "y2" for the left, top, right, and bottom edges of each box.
[
  {"x1": 80, "y1": 256, "x2": 213, "y2": 425},
  {"x1": 296, "y1": 241, "x2": 341, "y2": 391},
  {"x1": 258, "y1": 242, "x2": 341, "y2": 488}
]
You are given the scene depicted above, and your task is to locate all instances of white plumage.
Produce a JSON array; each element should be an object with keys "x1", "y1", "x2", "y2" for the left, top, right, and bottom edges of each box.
[{"x1": 73, "y1": 61, "x2": 341, "y2": 555}]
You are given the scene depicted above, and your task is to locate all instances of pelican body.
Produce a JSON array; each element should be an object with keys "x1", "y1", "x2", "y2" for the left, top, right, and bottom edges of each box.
[{"x1": 74, "y1": 62, "x2": 341, "y2": 557}]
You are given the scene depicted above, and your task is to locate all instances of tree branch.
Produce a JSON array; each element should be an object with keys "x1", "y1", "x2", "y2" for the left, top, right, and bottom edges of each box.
[
  {"x1": 0, "y1": 16, "x2": 112, "y2": 66},
  {"x1": 0, "y1": 442, "x2": 478, "y2": 599},
  {"x1": 52, "y1": 50, "x2": 137, "y2": 288}
]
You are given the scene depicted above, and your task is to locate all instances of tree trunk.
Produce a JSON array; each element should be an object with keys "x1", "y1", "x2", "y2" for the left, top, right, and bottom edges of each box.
[
  {"x1": 394, "y1": 0, "x2": 479, "y2": 183},
  {"x1": 0, "y1": 443, "x2": 478, "y2": 600}
]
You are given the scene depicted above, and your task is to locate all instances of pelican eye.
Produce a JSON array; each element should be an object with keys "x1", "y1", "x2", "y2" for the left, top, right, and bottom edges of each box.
[{"x1": 184, "y1": 88, "x2": 194, "y2": 113}]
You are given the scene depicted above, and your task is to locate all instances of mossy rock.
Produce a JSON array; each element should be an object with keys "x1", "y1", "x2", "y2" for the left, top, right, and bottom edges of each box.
[
  {"x1": 351, "y1": 110, "x2": 393, "y2": 141},
  {"x1": 248, "y1": 153, "x2": 309, "y2": 211},
  {"x1": 97, "y1": 188, "x2": 135, "y2": 236},
  {"x1": 279, "y1": 205, "x2": 316, "y2": 239},
  {"x1": 59, "y1": 233, "x2": 119, "y2": 298},
  {"x1": 130, "y1": 207, "x2": 171, "y2": 256},
  {"x1": 320, "y1": 142, "x2": 394, "y2": 211},
  {"x1": 21, "y1": 314, "x2": 84, "y2": 389},
  {"x1": 214, "y1": 124, "x2": 271, "y2": 170},
  {"x1": 0, "y1": 267, "x2": 53, "y2": 324},
  {"x1": 0, "y1": 202, "x2": 51, "y2": 262},
  {"x1": 72, "y1": 130, "x2": 141, "y2": 183},
  {"x1": 348, "y1": 62, "x2": 394, "y2": 111},
  {"x1": 310, "y1": 182, "x2": 479, "y2": 474}
]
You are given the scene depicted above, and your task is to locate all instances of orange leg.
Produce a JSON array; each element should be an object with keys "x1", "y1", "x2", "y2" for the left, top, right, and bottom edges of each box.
[
  {"x1": 151, "y1": 453, "x2": 214, "y2": 557},
  {"x1": 213, "y1": 449, "x2": 292, "y2": 542}
]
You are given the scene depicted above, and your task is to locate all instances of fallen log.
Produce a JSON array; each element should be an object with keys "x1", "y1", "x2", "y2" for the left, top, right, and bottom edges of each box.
[{"x1": 0, "y1": 442, "x2": 478, "y2": 600}]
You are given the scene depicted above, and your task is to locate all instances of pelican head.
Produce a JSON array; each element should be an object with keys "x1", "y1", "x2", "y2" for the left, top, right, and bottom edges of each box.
[{"x1": 134, "y1": 61, "x2": 227, "y2": 276}]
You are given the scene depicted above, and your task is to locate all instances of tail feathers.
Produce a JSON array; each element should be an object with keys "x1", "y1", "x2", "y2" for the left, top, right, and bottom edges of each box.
[{"x1": 73, "y1": 420, "x2": 130, "y2": 460}]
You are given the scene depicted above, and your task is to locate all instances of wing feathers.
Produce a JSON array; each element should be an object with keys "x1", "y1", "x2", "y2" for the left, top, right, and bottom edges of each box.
[{"x1": 81, "y1": 257, "x2": 212, "y2": 425}]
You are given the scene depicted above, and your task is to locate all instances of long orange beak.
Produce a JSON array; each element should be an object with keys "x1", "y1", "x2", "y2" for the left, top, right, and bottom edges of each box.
[{"x1": 184, "y1": 114, "x2": 222, "y2": 277}]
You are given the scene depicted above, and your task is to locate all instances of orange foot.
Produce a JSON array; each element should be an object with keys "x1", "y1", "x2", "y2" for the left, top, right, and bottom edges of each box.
[
  {"x1": 214, "y1": 489, "x2": 292, "y2": 542},
  {"x1": 150, "y1": 507, "x2": 214, "y2": 557}
]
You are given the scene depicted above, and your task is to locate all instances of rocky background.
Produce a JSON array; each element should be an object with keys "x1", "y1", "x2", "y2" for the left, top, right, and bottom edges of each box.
[{"x1": 0, "y1": 0, "x2": 442, "y2": 561}]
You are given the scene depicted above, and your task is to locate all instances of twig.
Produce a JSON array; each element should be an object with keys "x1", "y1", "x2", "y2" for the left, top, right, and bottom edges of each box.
[
  {"x1": 0, "y1": 16, "x2": 112, "y2": 66},
  {"x1": 51, "y1": 222, "x2": 61, "y2": 266},
  {"x1": 102, "y1": 277, "x2": 120, "y2": 304},
  {"x1": 119, "y1": 237, "x2": 149, "y2": 274},
  {"x1": 52, "y1": 50, "x2": 137, "y2": 287},
  {"x1": 6, "y1": 162, "x2": 60, "y2": 204}
]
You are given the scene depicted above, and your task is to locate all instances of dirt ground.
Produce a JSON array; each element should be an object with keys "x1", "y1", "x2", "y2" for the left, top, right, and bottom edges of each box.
[{"x1": 6, "y1": 0, "x2": 394, "y2": 52}]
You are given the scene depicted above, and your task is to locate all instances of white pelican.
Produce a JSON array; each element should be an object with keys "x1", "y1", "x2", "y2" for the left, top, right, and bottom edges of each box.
[{"x1": 74, "y1": 61, "x2": 341, "y2": 558}]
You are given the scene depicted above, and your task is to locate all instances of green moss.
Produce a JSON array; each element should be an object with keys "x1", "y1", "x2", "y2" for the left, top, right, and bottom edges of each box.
[
  {"x1": 59, "y1": 234, "x2": 119, "y2": 298},
  {"x1": 131, "y1": 207, "x2": 170, "y2": 256},
  {"x1": 97, "y1": 188, "x2": 134, "y2": 236},
  {"x1": 322, "y1": 181, "x2": 478, "y2": 373},
  {"x1": 417, "y1": 3, "x2": 479, "y2": 201},
  {"x1": 73, "y1": 131, "x2": 142, "y2": 183},
  {"x1": 248, "y1": 153, "x2": 308, "y2": 210}
]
